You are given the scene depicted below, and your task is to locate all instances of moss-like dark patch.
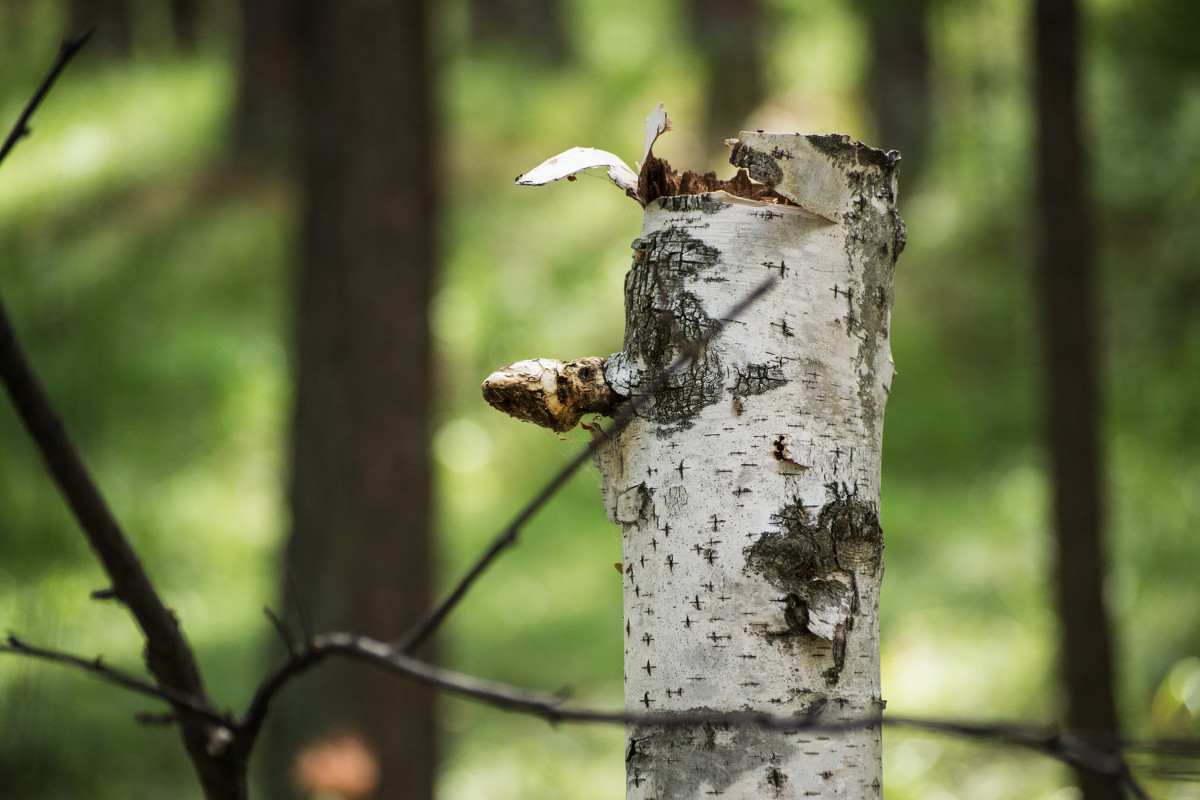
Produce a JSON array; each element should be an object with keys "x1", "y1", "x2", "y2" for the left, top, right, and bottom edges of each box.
[
  {"x1": 835, "y1": 150, "x2": 905, "y2": 440},
  {"x1": 726, "y1": 140, "x2": 786, "y2": 189}
]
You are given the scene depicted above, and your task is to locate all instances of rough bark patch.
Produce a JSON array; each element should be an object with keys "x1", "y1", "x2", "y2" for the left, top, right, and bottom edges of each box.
[
  {"x1": 724, "y1": 142, "x2": 786, "y2": 189},
  {"x1": 743, "y1": 484, "x2": 883, "y2": 683},
  {"x1": 623, "y1": 217, "x2": 726, "y2": 426},
  {"x1": 730, "y1": 361, "x2": 788, "y2": 396},
  {"x1": 804, "y1": 133, "x2": 898, "y2": 171},
  {"x1": 839, "y1": 163, "x2": 903, "y2": 440}
]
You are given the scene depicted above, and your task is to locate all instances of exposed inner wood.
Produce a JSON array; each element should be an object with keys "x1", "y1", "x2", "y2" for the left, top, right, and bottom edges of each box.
[{"x1": 638, "y1": 154, "x2": 798, "y2": 207}]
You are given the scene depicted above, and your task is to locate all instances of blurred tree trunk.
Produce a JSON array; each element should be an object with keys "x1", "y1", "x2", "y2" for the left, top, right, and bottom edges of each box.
[
  {"x1": 170, "y1": 0, "x2": 199, "y2": 50},
  {"x1": 685, "y1": 0, "x2": 765, "y2": 164},
  {"x1": 231, "y1": 0, "x2": 303, "y2": 161},
  {"x1": 5, "y1": 0, "x2": 31, "y2": 32},
  {"x1": 1033, "y1": 1, "x2": 1124, "y2": 799},
  {"x1": 858, "y1": 0, "x2": 932, "y2": 186},
  {"x1": 468, "y1": 0, "x2": 567, "y2": 62},
  {"x1": 264, "y1": 1, "x2": 438, "y2": 798},
  {"x1": 67, "y1": 0, "x2": 132, "y2": 55}
]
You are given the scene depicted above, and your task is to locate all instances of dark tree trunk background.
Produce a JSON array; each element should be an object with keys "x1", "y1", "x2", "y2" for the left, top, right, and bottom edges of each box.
[
  {"x1": 685, "y1": 0, "x2": 765, "y2": 165},
  {"x1": 231, "y1": 0, "x2": 304, "y2": 161},
  {"x1": 468, "y1": 0, "x2": 568, "y2": 62},
  {"x1": 859, "y1": 0, "x2": 932, "y2": 186},
  {"x1": 4, "y1": 0, "x2": 32, "y2": 35},
  {"x1": 67, "y1": 0, "x2": 132, "y2": 55},
  {"x1": 170, "y1": 0, "x2": 200, "y2": 50},
  {"x1": 263, "y1": 0, "x2": 438, "y2": 798},
  {"x1": 1034, "y1": 1, "x2": 1123, "y2": 799}
]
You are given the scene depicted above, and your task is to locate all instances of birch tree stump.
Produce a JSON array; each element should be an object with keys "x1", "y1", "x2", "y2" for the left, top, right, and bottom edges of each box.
[{"x1": 595, "y1": 132, "x2": 904, "y2": 799}]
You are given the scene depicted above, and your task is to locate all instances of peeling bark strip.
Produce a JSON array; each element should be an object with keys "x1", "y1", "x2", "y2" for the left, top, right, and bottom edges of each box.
[{"x1": 592, "y1": 124, "x2": 903, "y2": 800}]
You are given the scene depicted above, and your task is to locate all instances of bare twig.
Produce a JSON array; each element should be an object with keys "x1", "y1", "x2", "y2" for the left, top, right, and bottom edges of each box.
[
  {"x1": 240, "y1": 628, "x2": 879, "y2": 754},
  {"x1": 395, "y1": 277, "x2": 777, "y2": 655},
  {"x1": 0, "y1": 29, "x2": 94, "y2": 170},
  {"x1": 1126, "y1": 735, "x2": 1200, "y2": 780},
  {"x1": 7, "y1": 618, "x2": 1158, "y2": 796},
  {"x1": 285, "y1": 566, "x2": 313, "y2": 641},
  {"x1": 263, "y1": 607, "x2": 297, "y2": 657},
  {"x1": 0, "y1": 285, "x2": 211, "y2": 699},
  {"x1": 890, "y1": 718, "x2": 1151, "y2": 799},
  {"x1": 0, "y1": 32, "x2": 207, "y2": 697},
  {"x1": 0, "y1": 35, "x2": 237, "y2": 798},
  {"x1": 0, "y1": 634, "x2": 228, "y2": 727},
  {"x1": 240, "y1": 628, "x2": 1163, "y2": 798},
  {"x1": 243, "y1": 631, "x2": 858, "y2": 737}
]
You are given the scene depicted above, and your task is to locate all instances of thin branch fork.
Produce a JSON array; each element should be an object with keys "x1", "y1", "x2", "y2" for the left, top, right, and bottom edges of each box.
[
  {"x1": 0, "y1": 288, "x2": 213, "y2": 699},
  {"x1": 0, "y1": 30, "x2": 209, "y2": 705}
]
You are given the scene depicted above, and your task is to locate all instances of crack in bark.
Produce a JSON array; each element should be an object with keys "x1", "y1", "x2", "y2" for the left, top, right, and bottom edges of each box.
[{"x1": 730, "y1": 362, "x2": 788, "y2": 396}]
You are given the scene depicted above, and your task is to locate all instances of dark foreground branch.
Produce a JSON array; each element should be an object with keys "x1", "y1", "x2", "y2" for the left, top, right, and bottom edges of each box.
[
  {"x1": 236, "y1": 629, "x2": 1156, "y2": 797},
  {"x1": 0, "y1": 29, "x2": 93, "y2": 168},
  {"x1": 0, "y1": 35, "x2": 236, "y2": 799},
  {"x1": 0, "y1": 29, "x2": 209, "y2": 701},
  {"x1": 395, "y1": 277, "x2": 778, "y2": 654},
  {"x1": 0, "y1": 634, "x2": 229, "y2": 728},
  {"x1": 0, "y1": 276, "x2": 214, "y2": 705},
  {"x1": 1, "y1": 623, "x2": 1162, "y2": 797}
]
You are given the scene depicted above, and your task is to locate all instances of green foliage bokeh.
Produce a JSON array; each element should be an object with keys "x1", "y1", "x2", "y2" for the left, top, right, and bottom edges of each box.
[{"x1": 0, "y1": 0, "x2": 1198, "y2": 798}]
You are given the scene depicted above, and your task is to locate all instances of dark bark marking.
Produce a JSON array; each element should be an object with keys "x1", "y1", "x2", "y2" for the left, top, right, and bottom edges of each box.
[
  {"x1": 623, "y1": 223, "x2": 725, "y2": 426},
  {"x1": 726, "y1": 141, "x2": 785, "y2": 188},
  {"x1": 743, "y1": 484, "x2": 883, "y2": 684},
  {"x1": 625, "y1": 708, "x2": 826, "y2": 797},
  {"x1": 833, "y1": 150, "x2": 903, "y2": 441},
  {"x1": 730, "y1": 361, "x2": 788, "y2": 396}
]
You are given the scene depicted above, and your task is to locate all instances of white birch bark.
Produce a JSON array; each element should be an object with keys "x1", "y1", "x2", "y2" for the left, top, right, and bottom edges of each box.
[{"x1": 594, "y1": 133, "x2": 905, "y2": 799}]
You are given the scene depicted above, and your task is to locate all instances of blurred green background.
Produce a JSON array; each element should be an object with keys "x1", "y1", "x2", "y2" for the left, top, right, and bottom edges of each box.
[{"x1": 1, "y1": 0, "x2": 1198, "y2": 798}]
